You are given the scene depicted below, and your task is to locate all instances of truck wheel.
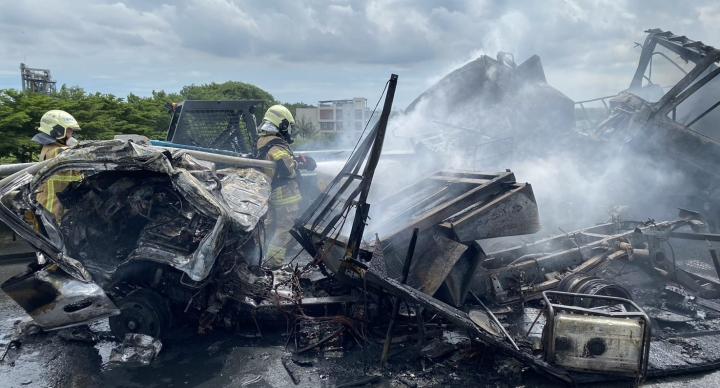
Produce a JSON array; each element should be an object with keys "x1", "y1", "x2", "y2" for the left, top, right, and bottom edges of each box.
[{"x1": 109, "y1": 288, "x2": 171, "y2": 339}]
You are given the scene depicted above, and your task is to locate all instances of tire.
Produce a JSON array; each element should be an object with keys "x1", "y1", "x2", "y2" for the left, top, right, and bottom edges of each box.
[{"x1": 109, "y1": 288, "x2": 172, "y2": 339}]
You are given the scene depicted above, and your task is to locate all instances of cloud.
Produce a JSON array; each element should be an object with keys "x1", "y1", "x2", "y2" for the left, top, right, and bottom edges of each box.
[{"x1": 0, "y1": 0, "x2": 717, "y2": 104}]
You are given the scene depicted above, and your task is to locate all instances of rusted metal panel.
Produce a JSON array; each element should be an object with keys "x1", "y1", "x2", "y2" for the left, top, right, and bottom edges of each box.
[
  {"x1": 439, "y1": 242, "x2": 484, "y2": 307},
  {"x1": 403, "y1": 233, "x2": 467, "y2": 295},
  {"x1": 441, "y1": 183, "x2": 540, "y2": 242},
  {"x1": 371, "y1": 171, "x2": 521, "y2": 240}
]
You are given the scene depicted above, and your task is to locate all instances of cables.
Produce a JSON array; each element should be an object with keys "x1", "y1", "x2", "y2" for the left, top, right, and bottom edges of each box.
[{"x1": 348, "y1": 79, "x2": 390, "y2": 161}]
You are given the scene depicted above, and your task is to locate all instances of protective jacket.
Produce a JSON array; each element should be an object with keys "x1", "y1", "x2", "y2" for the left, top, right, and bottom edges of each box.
[
  {"x1": 34, "y1": 141, "x2": 81, "y2": 221},
  {"x1": 256, "y1": 133, "x2": 302, "y2": 207},
  {"x1": 256, "y1": 128, "x2": 302, "y2": 268}
]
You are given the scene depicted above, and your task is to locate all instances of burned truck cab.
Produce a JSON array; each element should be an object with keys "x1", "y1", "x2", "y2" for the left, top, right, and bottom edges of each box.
[
  {"x1": 0, "y1": 134, "x2": 275, "y2": 339},
  {"x1": 0, "y1": 100, "x2": 326, "y2": 340}
]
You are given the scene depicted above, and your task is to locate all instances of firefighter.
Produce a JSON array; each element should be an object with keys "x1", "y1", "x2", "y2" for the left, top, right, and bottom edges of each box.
[
  {"x1": 256, "y1": 105, "x2": 316, "y2": 269},
  {"x1": 31, "y1": 110, "x2": 82, "y2": 221}
]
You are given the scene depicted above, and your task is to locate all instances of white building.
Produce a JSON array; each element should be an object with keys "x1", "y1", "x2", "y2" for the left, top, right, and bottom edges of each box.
[{"x1": 296, "y1": 98, "x2": 376, "y2": 136}]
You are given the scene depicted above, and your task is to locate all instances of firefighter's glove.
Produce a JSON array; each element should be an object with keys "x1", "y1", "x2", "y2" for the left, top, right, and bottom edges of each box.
[{"x1": 295, "y1": 155, "x2": 317, "y2": 171}]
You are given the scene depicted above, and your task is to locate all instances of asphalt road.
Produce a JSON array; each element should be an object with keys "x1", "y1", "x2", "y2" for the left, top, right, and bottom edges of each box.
[{"x1": 2, "y1": 260, "x2": 720, "y2": 388}]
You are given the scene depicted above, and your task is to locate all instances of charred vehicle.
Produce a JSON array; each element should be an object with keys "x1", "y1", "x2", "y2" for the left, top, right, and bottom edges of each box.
[
  {"x1": 0, "y1": 100, "x2": 325, "y2": 340},
  {"x1": 5, "y1": 30, "x2": 720, "y2": 386},
  {"x1": 0, "y1": 140, "x2": 275, "y2": 338},
  {"x1": 0, "y1": 101, "x2": 278, "y2": 337},
  {"x1": 392, "y1": 28, "x2": 720, "y2": 233},
  {"x1": 581, "y1": 29, "x2": 720, "y2": 158}
]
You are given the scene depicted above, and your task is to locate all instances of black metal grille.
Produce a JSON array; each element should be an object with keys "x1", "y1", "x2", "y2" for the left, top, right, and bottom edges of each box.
[{"x1": 168, "y1": 100, "x2": 263, "y2": 155}]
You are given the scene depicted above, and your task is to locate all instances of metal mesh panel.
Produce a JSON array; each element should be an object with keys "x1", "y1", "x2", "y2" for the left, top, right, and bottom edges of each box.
[
  {"x1": 172, "y1": 109, "x2": 253, "y2": 154},
  {"x1": 167, "y1": 101, "x2": 263, "y2": 155}
]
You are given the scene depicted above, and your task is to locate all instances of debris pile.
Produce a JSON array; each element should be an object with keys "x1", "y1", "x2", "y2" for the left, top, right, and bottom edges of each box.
[
  {"x1": 1, "y1": 28, "x2": 720, "y2": 386},
  {"x1": 109, "y1": 334, "x2": 163, "y2": 365}
]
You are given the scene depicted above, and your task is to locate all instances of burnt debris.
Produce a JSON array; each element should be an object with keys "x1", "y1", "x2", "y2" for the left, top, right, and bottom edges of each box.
[{"x1": 2, "y1": 29, "x2": 720, "y2": 387}]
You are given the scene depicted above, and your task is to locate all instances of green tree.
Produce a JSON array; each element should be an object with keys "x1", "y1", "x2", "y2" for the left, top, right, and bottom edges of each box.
[
  {"x1": 179, "y1": 81, "x2": 283, "y2": 129},
  {"x1": 0, "y1": 89, "x2": 59, "y2": 162},
  {"x1": 0, "y1": 80, "x2": 318, "y2": 163},
  {"x1": 0, "y1": 86, "x2": 180, "y2": 162},
  {"x1": 180, "y1": 81, "x2": 275, "y2": 103}
]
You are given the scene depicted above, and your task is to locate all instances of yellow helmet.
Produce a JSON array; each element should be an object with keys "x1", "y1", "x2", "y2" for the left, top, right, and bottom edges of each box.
[
  {"x1": 38, "y1": 110, "x2": 81, "y2": 139},
  {"x1": 263, "y1": 105, "x2": 295, "y2": 128}
]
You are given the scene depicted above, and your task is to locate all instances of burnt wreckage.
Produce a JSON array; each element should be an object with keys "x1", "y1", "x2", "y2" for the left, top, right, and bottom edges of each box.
[
  {"x1": 0, "y1": 140, "x2": 275, "y2": 337},
  {"x1": 291, "y1": 74, "x2": 720, "y2": 383},
  {"x1": 579, "y1": 29, "x2": 720, "y2": 227},
  {"x1": 1, "y1": 29, "x2": 720, "y2": 385}
]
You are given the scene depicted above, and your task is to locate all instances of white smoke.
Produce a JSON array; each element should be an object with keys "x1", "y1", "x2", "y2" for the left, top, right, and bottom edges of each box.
[
  {"x1": 306, "y1": 50, "x2": 705, "y2": 242},
  {"x1": 363, "y1": 57, "x2": 700, "y2": 236}
]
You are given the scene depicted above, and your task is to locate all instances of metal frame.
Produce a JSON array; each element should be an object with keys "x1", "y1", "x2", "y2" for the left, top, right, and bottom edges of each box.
[
  {"x1": 574, "y1": 95, "x2": 615, "y2": 130},
  {"x1": 629, "y1": 29, "x2": 720, "y2": 126},
  {"x1": 542, "y1": 291, "x2": 652, "y2": 379},
  {"x1": 344, "y1": 74, "x2": 398, "y2": 262},
  {"x1": 484, "y1": 220, "x2": 682, "y2": 303},
  {"x1": 20, "y1": 63, "x2": 56, "y2": 94},
  {"x1": 292, "y1": 74, "x2": 398, "y2": 258},
  {"x1": 166, "y1": 100, "x2": 263, "y2": 156},
  {"x1": 585, "y1": 29, "x2": 720, "y2": 206},
  {"x1": 631, "y1": 29, "x2": 720, "y2": 89}
]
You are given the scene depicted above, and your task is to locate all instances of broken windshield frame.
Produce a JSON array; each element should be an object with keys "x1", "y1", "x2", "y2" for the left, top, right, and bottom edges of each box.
[{"x1": 628, "y1": 29, "x2": 720, "y2": 141}]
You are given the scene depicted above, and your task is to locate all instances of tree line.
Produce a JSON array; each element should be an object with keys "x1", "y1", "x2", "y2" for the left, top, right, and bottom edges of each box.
[{"x1": 0, "y1": 81, "x2": 314, "y2": 163}]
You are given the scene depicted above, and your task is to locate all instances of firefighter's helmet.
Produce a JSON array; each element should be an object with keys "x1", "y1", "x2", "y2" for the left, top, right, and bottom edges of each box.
[
  {"x1": 262, "y1": 105, "x2": 295, "y2": 143},
  {"x1": 263, "y1": 104, "x2": 295, "y2": 128},
  {"x1": 38, "y1": 110, "x2": 81, "y2": 139}
]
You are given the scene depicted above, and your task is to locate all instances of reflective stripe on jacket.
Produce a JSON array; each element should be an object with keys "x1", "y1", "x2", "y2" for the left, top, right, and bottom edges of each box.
[
  {"x1": 256, "y1": 135, "x2": 302, "y2": 207},
  {"x1": 36, "y1": 143, "x2": 82, "y2": 220}
]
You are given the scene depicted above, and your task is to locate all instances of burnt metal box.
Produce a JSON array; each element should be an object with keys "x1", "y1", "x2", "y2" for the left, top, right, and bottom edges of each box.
[{"x1": 542, "y1": 291, "x2": 651, "y2": 379}]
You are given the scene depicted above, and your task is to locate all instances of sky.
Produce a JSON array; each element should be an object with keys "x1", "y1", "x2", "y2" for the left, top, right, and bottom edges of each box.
[{"x1": 1, "y1": 0, "x2": 719, "y2": 107}]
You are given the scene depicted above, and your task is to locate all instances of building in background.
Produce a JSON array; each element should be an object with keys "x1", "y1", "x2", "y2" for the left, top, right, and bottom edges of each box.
[
  {"x1": 20, "y1": 63, "x2": 56, "y2": 94},
  {"x1": 296, "y1": 98, "x2": 377, "y2": 138}
]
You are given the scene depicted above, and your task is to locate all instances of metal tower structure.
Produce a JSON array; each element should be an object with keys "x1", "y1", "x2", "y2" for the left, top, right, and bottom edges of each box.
[{"x1": 20, "y1": 63, "x2": 56, "y2": 94}]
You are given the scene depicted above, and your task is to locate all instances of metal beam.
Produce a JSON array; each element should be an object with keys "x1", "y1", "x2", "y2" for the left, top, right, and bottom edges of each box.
[
  {"x1": 668, "y1": 231, "x2": 720, "y2": 242},
  {"x1": 0, "y1": 163, "x2": 35, "y2": 177},
  {"x1": 344, "y1": 74, "x2": 398, "y2": 261}
]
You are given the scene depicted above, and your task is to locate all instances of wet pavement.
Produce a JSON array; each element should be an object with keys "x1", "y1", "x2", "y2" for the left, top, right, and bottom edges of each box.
[
  {"x1": 0, "y1": 260, "x2": 489, "y2": 388},
  {"x1": 0, "y1": 225, "x2": 33, "y2": 260},
  {"x1": 2, "y1": 260, "x2": 720, "y2": 388}
]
